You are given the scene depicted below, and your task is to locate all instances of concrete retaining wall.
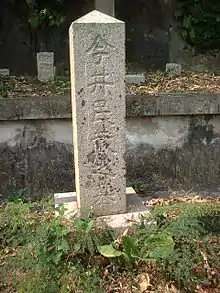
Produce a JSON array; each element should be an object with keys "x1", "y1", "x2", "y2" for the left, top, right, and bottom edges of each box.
[{"x1": 1, "y1": 93, "x2": 220, "y2": 199}]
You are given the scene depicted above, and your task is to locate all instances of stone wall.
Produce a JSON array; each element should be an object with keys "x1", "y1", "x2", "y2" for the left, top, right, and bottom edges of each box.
[{"x1": 1, "y1": 93, "x2": 220, "y2": 200}]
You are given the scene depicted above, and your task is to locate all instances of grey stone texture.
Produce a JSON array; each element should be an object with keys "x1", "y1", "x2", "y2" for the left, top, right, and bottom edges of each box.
[
  {"x1": 165, "y1": 63, "x2": 182, "y2": 76},
  {"x1": 0, "y1": 96, "x2": 71, "y2": 121},
  {"x1": 95, "y1": 0, "x2": 115, "y2": 16},
  {"x1": 2, "y1": 93, "x2": 220, "y2": 199},
  {"x1": 0, "y1": 119, "x2": 74, "y2": 200},
  {"x1": 125, "y1": 74, "x2": 145, "y2": 85},
  {"x1": 0, "y1": 69, "x2": 9, "y2": 76},
  {"x1": 126, "y1": 115, "x2": 220, "y2": 194},
  {"x1": 2, "y1": 93, "x2": 220, "y2": 122},
  {"x1": 37, "y1": 52, "x2": 55, "y2": 82},
  {"x1": 69, "y1": 11, "x2": 126, "y2": 216},
  {"x1": 126, "y1": 93, "x2": 220, "y2": 117}
]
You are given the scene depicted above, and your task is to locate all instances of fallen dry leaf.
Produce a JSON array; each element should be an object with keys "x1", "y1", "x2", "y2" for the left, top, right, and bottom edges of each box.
[
  {"x1": 11, "y1": 249, "x2": 17, "y2": 257},
  {"x1": 127, "y1": 71, "x2": 220, "y2": 95},
  {"x1": 147, "y1": 194, "x2": 220, "y2": 207},
  {"x1": 138, "y1": 273, "x2": 151, "y2": 292},
  {"x1": 1, "y1": 70, "x2": 220, "y2": 99}
]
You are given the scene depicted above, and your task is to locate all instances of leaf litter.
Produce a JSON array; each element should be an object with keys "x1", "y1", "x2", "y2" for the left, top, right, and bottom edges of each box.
[
  {"x1": 0, "y1": 75, "x2": 70, "y2": 98},
  {"x1": 128, "y1": 70, "x2": 220, "y2": 95},
  {"x1": 145, "y1": 190, "x2": 220, "y2": 207},
  {"x1": 1, "y1": 70, "x2": 220, "y2": 99}
]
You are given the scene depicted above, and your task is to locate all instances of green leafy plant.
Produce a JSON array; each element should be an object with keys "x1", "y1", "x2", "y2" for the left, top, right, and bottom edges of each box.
[
  {"x1": 0, "y1": 201, "x2": 32, "y2": 248},
  {"x1": 1, "y1": 198, "x2": 219, "y2": 292},
  {"x1": 8, "y1": 0, "x2": 65, "y2": 55},
  {"x1": 150, "y1": 203, "x2": 220, "y2": 288},
  {"x1": 8, "y1": 189, "x2": 23, "y2": 203},
  {"x1": 0, "y1": 76, "x2": 8, "y2": 98},
  {"x1": 98, "y1": 232, "x2": 174, "y2": 266},
  {"x1": 69, "y1": 218, "x2": 113, "y2": 256},
  {"x1": 132, "y1": 180, "x2": 147, "y2": 193},
  {"x1": 41, "y1": 219, "x2": 69, "y2": 265},
  {"x1": 9, "y1": 0, "x2": 65, "y2": 29},
  {"x1": 176, "y1": 0, "x2": 220, "y2": 51},
  {"x1": 99, "y1": 202, "x2": 220, "y2": 288},
  {"x1": 55, "y1": 204, "x2": 68, "y2": 217}
]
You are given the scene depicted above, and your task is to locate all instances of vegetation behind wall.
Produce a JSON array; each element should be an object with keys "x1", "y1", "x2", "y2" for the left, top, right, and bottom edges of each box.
[{"x1": 176, "y1": 0, "x2": 220, "y2": 52}]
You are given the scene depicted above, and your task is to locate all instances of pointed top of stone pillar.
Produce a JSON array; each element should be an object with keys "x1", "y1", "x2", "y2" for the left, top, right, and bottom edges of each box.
[{"x1": 73, "y1": 10, "x2": 123, "y2": 24}]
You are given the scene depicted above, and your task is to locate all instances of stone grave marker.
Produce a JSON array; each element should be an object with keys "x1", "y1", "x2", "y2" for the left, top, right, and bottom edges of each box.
[
  {"x1": 95, "y1": 0, "x2": 115, "y2": 16},
  {"x1": 37, "y1": 52, "x2": 55, "y2": 82},
  {"x1": 165, "y1": 63, "x2": 182, "y2": 77},
  {"x1": 126, "y1": 73, "x2": 145, "y2": 85},
  {"x1": 55, "y1": 10, "x2": 149, "y2": 233},
  {"x1": 69, "y1": 10, "x2": 126, "y2": 217},
  {"x1": 0, "y1": 69, "x2": 9, "y2": 76}
]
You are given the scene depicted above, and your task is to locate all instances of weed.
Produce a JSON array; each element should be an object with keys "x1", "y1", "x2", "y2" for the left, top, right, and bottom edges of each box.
[
  {"x1": 98, "y1": 231, "x2": 174, "y2": 266},
  {"x1": 132, "y1": 180, "x2": 147, "y2": 193},
  {"x1": 0, "y1": 198, "x2": 219, "y2": 292},
  {"x1": 150, "y1": 203, "x2": 220, "y2": 289},
  {"x1": 7, "y1": 189, "x2": 23, "y2": 203},
  {"x1": 0, "y1": 76, "x2": 8, "y2": 98},
  {"x1": 69, "y1": 218, "x2": 114, "y2": 256},
  {"x1": 0, "y1": 201, "x2": 32, "y2": 248}
]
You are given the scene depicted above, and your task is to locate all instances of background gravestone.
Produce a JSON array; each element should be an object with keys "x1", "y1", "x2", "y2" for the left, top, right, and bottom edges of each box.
[
  {"x1": 69, "y1": 10, "x2": 126, "y2": 217},
  {"x1": 0, "y1": 69, "x2": 9, "y2": 76},
  {"x1": 95, "y1": 0, "x2": 115, "y2": 16},
  {"x1": 37, "y1": 52, "x2": 55, "y2": 82}
]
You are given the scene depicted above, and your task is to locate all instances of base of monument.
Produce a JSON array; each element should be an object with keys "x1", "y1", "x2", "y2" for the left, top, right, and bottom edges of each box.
[{"x1": 54, "y1": 187, "x2": 150, "y2": 235}]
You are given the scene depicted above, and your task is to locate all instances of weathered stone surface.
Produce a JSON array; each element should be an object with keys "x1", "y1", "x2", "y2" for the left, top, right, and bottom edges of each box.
[
  {"x1": 37, "y1": 52, "x2": 55, "y2": 82},
  {"x1": 165, "y1": 63, "x2": 182, "y2": 76},
  {"x1": 126, "y1": 115, "x2": 220, "y2": 193},
  {"x1": 0, "y1": 120, "x2": 74, "y2": 199},
  {"x1": 0, "y1": 68, "x2": 9, "y2": 76},
  {"x1": 2, "y1": 92, "x2": 220, "y2": 199},
  {"x1": 54, "y1": 187, "x2": 146, "y2": 217},
  {"x1": 126, "y1": 93, "x2": 220, "y2": 117},
  {"x1": 2, "y1": 113, "x2": 220, "y2": 199},
  {"x1": 0, "y1": 96, "x2": 71, "y2": 120},
  {"x1": 2, "y1": 93, "x2": 220, "y2": 121},
  {"x1": 96, "y1": 209, "x2": 150, "y2": 236},
  {"x1": 69, "y1": 11, "x2": 126, "y2": 216},
  {"x1": 95, "y1": 0, "x2": 115, "y2": 16},
  {"x1": 125, "y1": 74, "x2": 145, "y2": 85}
]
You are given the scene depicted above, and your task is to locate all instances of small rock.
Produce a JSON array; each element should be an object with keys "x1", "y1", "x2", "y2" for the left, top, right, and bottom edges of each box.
[
  {"x1": 165, "y1": 63, "x2": 182, "y2": 77},
  {"x1": 0, "y1": 69, "x2": 9, "y2": 76},
  {"x1": 126, "y1": 73, "x2": 145, "y2": 85}
]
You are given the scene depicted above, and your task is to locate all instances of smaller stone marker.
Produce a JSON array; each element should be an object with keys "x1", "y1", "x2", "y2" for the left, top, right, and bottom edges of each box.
[
  {"x1": 126, "y1": 73, "x2": 145, "y2": 85},
  {"x1": 165, "y1": 63, "x2": 182, "y2": 77},
  {"x1": 95, "y1": 0, "x2": 115, "y2": 16},
  {"x1": 0, "y1": 69, "x2": 9, "y2": 76},
  {"x1": 37, "y1": 52, "x2": 55, "y2": 82}
]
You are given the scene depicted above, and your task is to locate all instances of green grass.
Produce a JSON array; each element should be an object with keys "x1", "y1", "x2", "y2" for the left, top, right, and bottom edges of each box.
[{"x1": 0, "y1": 197, "x2": 219, "y2": 292}]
